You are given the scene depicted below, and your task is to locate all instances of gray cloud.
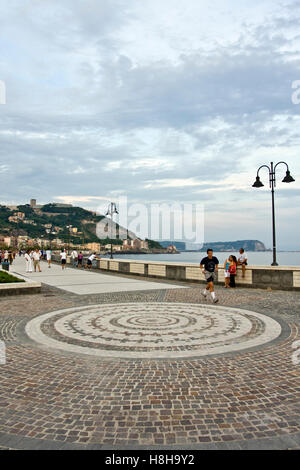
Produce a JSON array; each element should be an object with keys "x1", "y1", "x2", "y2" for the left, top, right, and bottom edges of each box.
[{"x1": 0, "y1": 0, "x2": 300, "y2": 248}]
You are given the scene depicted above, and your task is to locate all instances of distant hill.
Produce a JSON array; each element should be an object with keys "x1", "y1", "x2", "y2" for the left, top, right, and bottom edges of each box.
[
  {"x1": 158, "y1": 240, "x2": 267, "y2": 251},
  {"x1": 0, "y1": 203, "x2": 136, "y2": 245}
]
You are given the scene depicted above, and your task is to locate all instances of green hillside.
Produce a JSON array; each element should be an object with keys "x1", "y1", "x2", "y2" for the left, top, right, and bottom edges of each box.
[{"x1": 0, "y1": 204, "x2": 112, "y2": 245}]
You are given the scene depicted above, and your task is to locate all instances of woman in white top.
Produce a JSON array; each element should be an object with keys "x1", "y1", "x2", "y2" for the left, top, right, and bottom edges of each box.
[
  {"x1": 46, "y1": 249, "x2": 52, "y2": 268},
  {"x1": 25, "y1": 250, "x2": 33, "y2": 273}
]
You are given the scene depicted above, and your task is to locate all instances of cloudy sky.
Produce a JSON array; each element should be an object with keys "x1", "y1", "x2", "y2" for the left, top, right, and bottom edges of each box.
[{"x1": 0, "y1": 0, "x2": 300, "y2": 248}]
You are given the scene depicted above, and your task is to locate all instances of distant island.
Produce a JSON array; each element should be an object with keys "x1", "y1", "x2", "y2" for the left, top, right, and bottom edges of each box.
[{"x1": 158, "y1": 240, "x2": 267, "y2": 252}]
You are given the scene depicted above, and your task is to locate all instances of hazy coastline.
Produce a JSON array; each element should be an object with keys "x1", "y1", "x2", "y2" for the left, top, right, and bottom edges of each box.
[{"x1": 110, "y1": 251, "x2": 300, "y2": 266}]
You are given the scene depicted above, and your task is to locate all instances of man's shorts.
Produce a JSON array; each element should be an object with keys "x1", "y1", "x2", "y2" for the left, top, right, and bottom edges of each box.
[
  {"x1": 204, "y1": 271, "x2": 216, "y2": 283},
  {"x1": 61, "y1": 259, "x2": 66, "y2": 265}
]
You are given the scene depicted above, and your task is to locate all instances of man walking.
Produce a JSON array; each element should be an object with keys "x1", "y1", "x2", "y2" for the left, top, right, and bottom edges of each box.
[
  {"x1": 32, "y1": 249, "x2": 42, "y2": 273},
  {"x1": 200, "y1": 249, "x2": 219, "y2": 303},
  {"x1": 71, "y1": 249, "x2": 78, "y2": 267},
  {"x1": 60, "y1": 249, "x2": 67, "y2": 270}
]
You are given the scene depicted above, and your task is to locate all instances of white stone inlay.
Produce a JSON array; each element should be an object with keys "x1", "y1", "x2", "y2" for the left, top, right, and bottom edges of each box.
[{"x1": 25, "y1": 303, "x2": 282, "y2": 359}]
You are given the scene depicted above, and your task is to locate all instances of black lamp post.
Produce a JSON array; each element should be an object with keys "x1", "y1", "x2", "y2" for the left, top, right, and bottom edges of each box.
[
  {"x1": 252, "y1": 161, "x2": 295, "y2": 266},
  {"x1": 46, "y1": 224, "x2": 55, "y2": 250},
  {"x1": 105, "y1": 202, "x2": 118, "y2": 259},
  {"x1": 66, "y1": 225, "x2": 72, "y2": 254}
]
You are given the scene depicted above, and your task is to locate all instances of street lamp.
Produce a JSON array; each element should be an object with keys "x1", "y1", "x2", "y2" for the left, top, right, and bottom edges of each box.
[
  {"x1": 252, "y1": 161, "x2": 295, "y2": 266},
  {"x1": 66, "y1": 225, "x2": 72, "y2": 253},
  {"x1": 45, "y1": 224, "x2": 55, "y2": 250},
  {"x1": 105, "y1": 202, "x2": 118, "y2": 259}
]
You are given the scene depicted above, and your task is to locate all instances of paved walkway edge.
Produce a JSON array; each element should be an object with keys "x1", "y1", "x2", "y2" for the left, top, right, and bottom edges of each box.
[{"x1": 0, "y1": 431, "x2": 299, "y2": 450}]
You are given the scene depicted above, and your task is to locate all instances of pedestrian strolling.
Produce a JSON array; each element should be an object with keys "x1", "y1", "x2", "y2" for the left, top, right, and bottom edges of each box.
[
  {"x1": 200, "y1": 249, "x2": 219, "y2": 303},
  {"x1": 60, "y1": 249, "x2": 67, "y2": 270},
  {"x1": 224, "y1": 256, "x2": 231, "y2": 288},
  {"x1": 77, "y1": 252, "x2": 83, "y2": 268},
  {"x1": 25, "y1": 250, "x2": 33, "y2": 273},
  {"x1": 46, "y1": 249, "x2": 52, "y2": 268},
  {"x1": 32, "y1": 249, "x2": 42, "y2": 272},
  {"x1": 71, "y1": 249, "x2": 78, "y2": 267}
]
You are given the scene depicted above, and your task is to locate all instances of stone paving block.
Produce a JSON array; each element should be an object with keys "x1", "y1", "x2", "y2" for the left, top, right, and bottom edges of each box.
[{"x1": 0, "y1": 280, "x2": 299, "y2": 450}]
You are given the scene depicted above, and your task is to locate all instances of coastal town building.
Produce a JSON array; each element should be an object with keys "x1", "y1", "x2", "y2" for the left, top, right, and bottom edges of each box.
[
  {"x1": 0, "y1": 236, "x2": 12, "y2": 247},
  {"x1": 84, "y1": 242, "x2": 101, "y2": 252},
  {"x1": 167, "y1": 244, "x2": 178, "y2": 253},
  {"x1": 123, "y1": 239, "x2": 149, "y2": 250}
]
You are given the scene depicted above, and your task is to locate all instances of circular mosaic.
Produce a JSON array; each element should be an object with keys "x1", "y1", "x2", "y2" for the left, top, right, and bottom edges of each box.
[{"x1": 25, "y1": 303, "x2": 282, "y2": 359}]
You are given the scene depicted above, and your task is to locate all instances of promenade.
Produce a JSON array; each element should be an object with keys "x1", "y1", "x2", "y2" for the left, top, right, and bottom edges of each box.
[
  {"x1": 10, "y1": 257, "x2": 186, "y2": 295},
  {"x1": 0, "y1": 257, "x2": 299, "y2": 450}
]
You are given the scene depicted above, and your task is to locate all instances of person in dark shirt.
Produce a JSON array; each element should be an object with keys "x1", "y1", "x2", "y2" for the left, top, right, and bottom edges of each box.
[{"x1": 200, "y1": 249, "x2": 219, "y2": 303}]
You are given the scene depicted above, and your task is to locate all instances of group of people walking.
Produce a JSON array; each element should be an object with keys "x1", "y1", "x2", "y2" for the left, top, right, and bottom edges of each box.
[
  {"x1": 24, "y1": 249, "x2": 52, "y2": 272},
  {"x1": 200, "y1": 248, "x2": 248, "y2": 303},
  {"x1": 18, "y1": 249, "x2": 99, "y2": 272},
  {"x1": 0, "y1": 250, "x2": 16, "y2": 264}
]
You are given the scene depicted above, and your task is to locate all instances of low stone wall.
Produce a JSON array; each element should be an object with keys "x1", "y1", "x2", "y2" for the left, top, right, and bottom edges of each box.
[
  {"x1": 51, "y1": 254, "x2": 300, "y2": 291},
  {"x1": 98, "y1": 259, "x2": 300, "y2": 291},
  {"x1": 0, "y1": 270, "x2": 41, "y2": 296}
]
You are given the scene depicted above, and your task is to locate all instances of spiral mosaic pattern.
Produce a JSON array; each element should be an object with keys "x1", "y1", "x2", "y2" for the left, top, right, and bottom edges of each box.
[{"x1": 25, "y1": 303, "x2": 282, "y2": 359}]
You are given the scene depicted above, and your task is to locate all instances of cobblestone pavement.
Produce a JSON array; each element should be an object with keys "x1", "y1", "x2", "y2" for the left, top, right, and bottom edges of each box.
[{"x1": 0, "y1": 281, "x2": 299, "y2": 450}]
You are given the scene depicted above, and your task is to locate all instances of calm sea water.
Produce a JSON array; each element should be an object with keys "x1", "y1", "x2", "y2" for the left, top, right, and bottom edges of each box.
[{"x1": 113, "y1": 251, "x2": 300, "y2": 266}]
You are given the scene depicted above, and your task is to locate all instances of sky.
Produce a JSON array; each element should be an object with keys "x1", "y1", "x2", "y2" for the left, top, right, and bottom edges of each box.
[{"x1": 0, "y1": 0, "x2": 300, "y2": 249}]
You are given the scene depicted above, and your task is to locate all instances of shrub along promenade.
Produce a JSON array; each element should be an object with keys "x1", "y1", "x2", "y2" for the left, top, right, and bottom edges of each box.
[
  {"x1": 0, "y1": 267, "x2": 41, "y2": 296},
  {"x1": 0, "y1": 271, "x2": 24, "y2": 284}
]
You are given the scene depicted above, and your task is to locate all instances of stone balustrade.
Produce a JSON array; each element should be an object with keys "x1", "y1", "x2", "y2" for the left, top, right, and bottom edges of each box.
[{"x1": 50, "y1": 255, "x2": 300, "y2": 291}]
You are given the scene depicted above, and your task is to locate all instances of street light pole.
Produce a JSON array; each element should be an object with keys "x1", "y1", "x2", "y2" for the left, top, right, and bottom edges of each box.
[
  {"x1": 66, "y1": 225, "x2": 72, "y2": 254},
  {"x1": 252, "y1": 161, "x2": 295, "y2": 266},
  {"x1": 270, "y1": 162, "x2": 277, "y2": 266},
  {"x1": 105, "y1": 202, "x2": 118, "y2": 259}
]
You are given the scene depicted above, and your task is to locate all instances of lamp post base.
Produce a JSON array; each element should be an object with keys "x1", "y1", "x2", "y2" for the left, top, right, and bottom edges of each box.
[{"x1": 271, "y1": 262, "x2": 279, "y2": 266}]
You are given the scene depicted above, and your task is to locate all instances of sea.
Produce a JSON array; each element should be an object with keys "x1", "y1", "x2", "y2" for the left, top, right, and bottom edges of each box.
[{"x1": 111, "y1": 251, "x2": 300, "y2": 266}]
